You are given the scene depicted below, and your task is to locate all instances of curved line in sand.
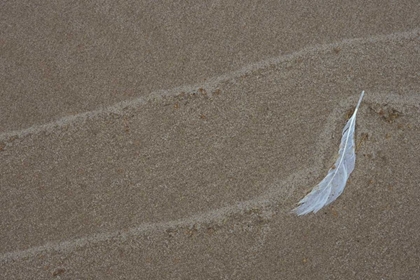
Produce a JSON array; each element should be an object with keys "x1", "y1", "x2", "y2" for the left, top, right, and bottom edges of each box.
[
  {"x1": 1, "y1": 91, "x2": 419, "y2": 263},
  {"x1": 0, "y1": 167, "x2": 309, "y2": 263},
  {"x1": 0, "y1": 27, "x2": 419, "y2": 141}
]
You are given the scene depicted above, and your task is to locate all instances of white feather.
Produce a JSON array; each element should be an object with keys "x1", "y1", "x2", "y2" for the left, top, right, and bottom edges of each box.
[{"x1": 293, "y1": 91, "x2": 365, "y2": 215}]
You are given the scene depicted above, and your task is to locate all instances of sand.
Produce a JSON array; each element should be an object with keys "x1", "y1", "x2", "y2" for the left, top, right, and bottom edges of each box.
[{"x1": 1, "y1": 1, "x2": 420, "y2": 279}]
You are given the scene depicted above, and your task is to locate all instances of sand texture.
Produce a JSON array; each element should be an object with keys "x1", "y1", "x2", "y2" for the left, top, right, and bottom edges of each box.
[{"x1": 1, "y1": 1, "x2": 420, "y2": 279}]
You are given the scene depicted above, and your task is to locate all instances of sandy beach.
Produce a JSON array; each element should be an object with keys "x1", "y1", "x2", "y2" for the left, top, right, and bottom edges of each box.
[{"x1": 1, "y1": 1, "x2": 420, "y2": 279}]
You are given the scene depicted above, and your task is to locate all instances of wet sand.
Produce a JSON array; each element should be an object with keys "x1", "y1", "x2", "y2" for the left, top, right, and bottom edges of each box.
[{"x1": 1, "y1": 1, "x2": 420, "y2": 279}]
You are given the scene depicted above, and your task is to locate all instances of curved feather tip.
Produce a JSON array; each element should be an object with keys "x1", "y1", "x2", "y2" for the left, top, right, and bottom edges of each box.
[{"x1": 293, "y1": 91, "x2": 365, "y2": 215}]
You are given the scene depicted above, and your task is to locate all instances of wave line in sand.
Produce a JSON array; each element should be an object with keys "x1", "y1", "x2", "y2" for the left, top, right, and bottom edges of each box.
[
  {"x1": 0, "y1": 28, "x2": 419, "y2": 141},
  {"x1": 2, "y1": 91, "x2": 419, "y2": 263}
]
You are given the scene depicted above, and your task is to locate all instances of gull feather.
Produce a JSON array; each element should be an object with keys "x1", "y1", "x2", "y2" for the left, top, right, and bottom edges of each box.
[{"x1": 293, "y1": 91, "x2": 365, "y2": 215}]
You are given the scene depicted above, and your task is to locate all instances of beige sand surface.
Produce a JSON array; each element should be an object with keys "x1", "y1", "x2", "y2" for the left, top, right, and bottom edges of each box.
[{"x1": 1, "y1": 1, "x2": 420, "y2": 279}]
